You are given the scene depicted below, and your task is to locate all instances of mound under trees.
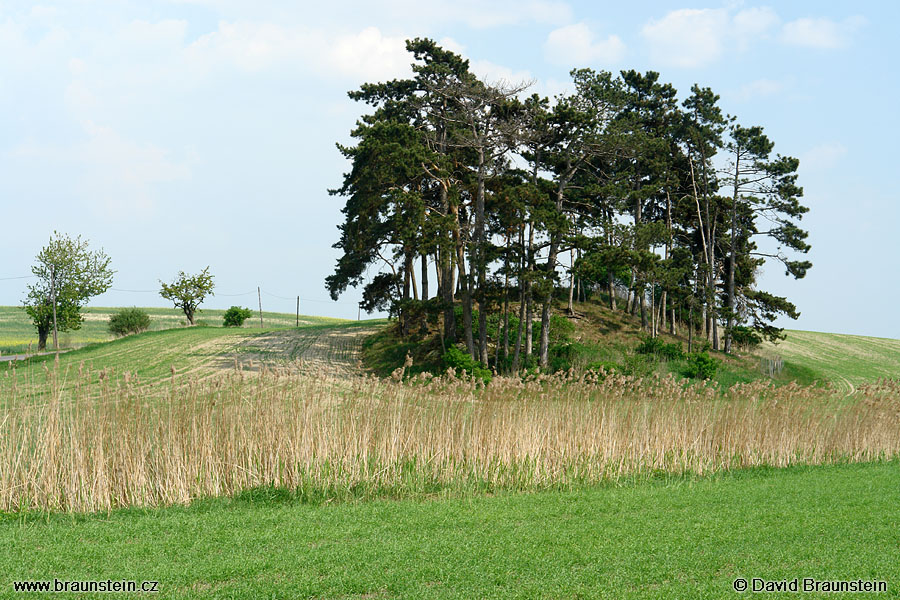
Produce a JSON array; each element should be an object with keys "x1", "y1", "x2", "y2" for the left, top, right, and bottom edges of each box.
[{"x1": 326, "y1": 39, "x2": 811, "y2": 370}]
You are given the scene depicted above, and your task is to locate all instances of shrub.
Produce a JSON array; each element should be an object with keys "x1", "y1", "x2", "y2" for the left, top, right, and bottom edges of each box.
[
  {"x1": 442, "y1": 346, "x2": 492, "y2": 384},
  {"x1": 585, "y1": 360, "x2": 625, "y2": 379},
  {"x1": 635, "y1": 336, "x2": 684, "y2": 361},
  {"x1": 548, "y1": 343, "x2": 575, "y2": 372},
  {"x1": 223, "y1": 306, "x2": 253, "y2": 327},
  {"x1": 731, "y1": 326, "x2": 762, "y2": 350},
  {"x1": 685, "y1": 351, "x2": 719, "y2": 380},
  {"x1": 623, "y1": 353, "x2": 655, "y2": 378},
  {"x1": 108, "y1": 307, "x2": 151, "y2": 337},
  {"x1": 549, "y1": 313, "x2": 575, "y2": 344}
]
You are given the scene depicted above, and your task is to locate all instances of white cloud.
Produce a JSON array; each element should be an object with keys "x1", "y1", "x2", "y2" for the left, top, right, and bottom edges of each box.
[
  {"x1": 641, "y1": 8, "x2": 729, "y2": 68},
  {"x1": 185, "y1": 22, "x2": 411, "y2": 81},
  {"x1": 186, "y1": 21, "x2": 306, "y2": 72},
  {"x1": 330, "y1": 27, "x2": 411, "y2": 81},
  {"x1": 781, "y1": 16, "x2": 866, "y2": 49},
  {"x1": 117, "y1": 19, "x2": 187, "y2": 47},
  {"x1": 10, "y1": 122, "x2": 190, "y2": 218},
  {"x1": 437, "y1": 36, "x2": 466, "y2": 56},
  {"x1": 170, "y1": 0, "x2": 572, "y2": 29},
  {"x1": 734, "y1": 78, "x2": 783, "y2": 101},
  {"x1": 801, "y1": 142, "x2": 847, "y2": 171},
  {"x1": 341, "y1": 0, "x2": 574, "y2": 29},
  {"x1": 733, "y1": 6, "x2": 780, "y2": 46},
  {"x1": 544, "y1": 22, "x2": 625, "y2": 66},
  {"x1": 80, "y1": 121, "x2": 190, "y2": 214},
  {"x1": 63, "y1": 80, "x2": 97, "y2": 111},
  {"x1": 470, "y1": 60, "x2": 533, "y2": 87}
]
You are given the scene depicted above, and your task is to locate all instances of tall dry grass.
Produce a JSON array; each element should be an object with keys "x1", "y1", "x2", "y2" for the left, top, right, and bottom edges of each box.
[{"x1": 2, "y1": 363, "x2": 899, "y2": 512}]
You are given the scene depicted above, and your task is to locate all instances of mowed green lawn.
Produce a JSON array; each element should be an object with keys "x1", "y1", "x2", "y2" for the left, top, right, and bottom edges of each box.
[
  {"x1": 0, "y1": 305, "x2": 344, "y2": 355},
  {"x1": 763, "y1": 330, "x2": 900, "y2": 392},
  {"x1": 2, "y1": 462, "x2": 897, "y2": 599}
]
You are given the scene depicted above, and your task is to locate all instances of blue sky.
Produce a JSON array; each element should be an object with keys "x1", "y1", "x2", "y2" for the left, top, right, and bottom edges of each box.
[{"x1": 1, "y1": 1, "x2": 896, "y2": 337}]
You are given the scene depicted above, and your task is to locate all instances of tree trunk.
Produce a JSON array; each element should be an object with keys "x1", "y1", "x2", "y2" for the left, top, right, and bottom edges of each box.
[
  {"x1": 639, "y1": 290, "x2": 647, "y2": 331},
  {"x1": 567, "y1": 248, "x2": 575, "y2": 314},
  {"x1": 513, "y1": 287, "x2": 525, "y2": 372},
  {"x1": 525, "y1": 222, "x2": 535, "y2": 360},
  {"x1": 658, "y1": 290, "x2": 667, "y2": 333},
  {"x1": 441, "y1": 190, "x2": 456, "y2": 343},
  {"x1": 502, "y1": 236, "x2": 511, "y2": 364},
  {"x1": 725, "y1": 153, "x2": 740, "y2": 353},
  {"x1": 408, "y1": 253, "x2": 418, "y2": 301},
  {"x1": 539, "y1": 185, "x2": 567, "y2": 370},
  {"x1": 512, "y1": 227, "x2": 526, "y2": 372},
  {"x1": 421, "y1": 254, "x2": 428, "y2": 301},
  {"x1": 478, "y1": 305, "x2": 488, "y2": 364},
  {"x1": 457, "y1": 240, "x2": 475, "y2": 359},
  {"x1": 38, "y1": 325, "x2": 49, "y2": 351},
  {"x1": 577, "y1": 246, "x2": 584, "y2": 303},
  {"x1": 701, "y1": 303, "x2": 707, "y2": 341},
  {"x1": 608, "y1": 270, "x2": 616, "y2": 310},
  {"x1": 539, "y1": 299, "x2": 552, "y2": 370}
]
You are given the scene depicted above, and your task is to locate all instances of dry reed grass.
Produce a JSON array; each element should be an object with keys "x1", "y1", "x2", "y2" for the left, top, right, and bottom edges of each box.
[{"x1": 2, "y1": 364, "x2": 899, "y2": 513}]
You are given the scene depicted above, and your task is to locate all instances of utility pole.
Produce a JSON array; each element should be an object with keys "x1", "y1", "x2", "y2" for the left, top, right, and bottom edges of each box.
[
  {"x1": 51, "y1": 266, "x2": 58, "y2": 351},
  {"x1": 258, "y1": 287, "x2": 263, "y2": 328},
  {"x1": 296, "y1": 296, "x2": 299, "y2": 327}
]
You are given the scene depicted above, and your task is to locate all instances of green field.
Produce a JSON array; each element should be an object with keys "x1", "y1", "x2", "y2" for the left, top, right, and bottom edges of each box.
[
  {"x1": 3, "y1": 308, "x2": 899, "y2": 598},
  {"x1": 764, "y1": 330, "x2": 900, "y2": 393},
  {"x1": 2, "y1": 462, "x2": 897, "y2": 599},
  {"x1": 0, "y1": 319, "x2": 386, "y2": 400},
  {"x1": 0, "y1": 305, "x2": 344, "y2": 355}
]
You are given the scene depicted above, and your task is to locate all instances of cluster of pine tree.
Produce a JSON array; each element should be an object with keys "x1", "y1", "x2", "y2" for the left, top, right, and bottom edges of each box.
[{"x1": 327, "y1": 39, "x2": 811, "y2": 371}]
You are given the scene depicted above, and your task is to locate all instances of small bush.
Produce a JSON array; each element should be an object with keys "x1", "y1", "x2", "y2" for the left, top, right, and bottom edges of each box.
[
  {"x1": 548, "y1": 342, "x2": 575, "y2": 372},
  {"x1": 442, "y1": 346, "x2": 492, "y2": 384},
  {"x1": 223, "y1": 306, "x2": 253, "y2": 327},
  {"x1": 108, "y1": 307, "x2": 151, "y2": 337},
  {"x1": 731, "y1": 326, "x2": 762, "y2": 350},
  {"x1": 635, "y1": 336, "x2": 684, "y2": 361},
  {"x1": 623, "y1": 354, "x2": 655, "y2": 378},
  {"x1": 549, "y1": 314, "x2": 575, "y2": 344},
  {"x1": 585, "y1": 360, "x2": 625, "y2": 379},
  {"x1": 685, "y1": 351, "x2": 719, "y2": 380}
]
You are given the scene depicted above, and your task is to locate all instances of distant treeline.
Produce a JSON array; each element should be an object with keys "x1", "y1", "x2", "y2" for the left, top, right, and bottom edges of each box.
[{"x1": 327, "y1": 38, "x2": 811, "y2": 370}]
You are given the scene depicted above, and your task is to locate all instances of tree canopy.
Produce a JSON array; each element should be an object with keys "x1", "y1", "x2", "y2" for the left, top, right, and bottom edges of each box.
[
  {"x1": 159, "y1": 267, "x2": 215, "y2": 326},
  {"x1": 24, "y1": 231, "x2": 114, "y2": 351},
  {"x1": 327, "y1": 39, "x2": 811, "y2": 371}
]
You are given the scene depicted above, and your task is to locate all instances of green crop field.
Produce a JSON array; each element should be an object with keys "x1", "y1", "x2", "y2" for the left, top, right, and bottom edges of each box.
[
  {"x1": 763, "y1": 330, "x2": 900, "y2": 393},
  {"x1": 0, "y1": 305, "x2": 344, "y2": 355},
  {"x1": 2, "y1": 462, "x2": 897, "y2": 599}
]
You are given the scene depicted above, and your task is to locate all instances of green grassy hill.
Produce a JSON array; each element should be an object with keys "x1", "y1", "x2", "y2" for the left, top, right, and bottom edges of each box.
[
  {"x1": 0, "y1": 305, "x2": 344, "y2": 355},
  {"x1": 762, "y1": 330, "x2": 900, "y2": 393},
  {"x1": 0, "y1": 313, "x2": 385, "y2": 401},
  {"x1": 362, "y1": 299, "x2": 900, "y2": 391}
]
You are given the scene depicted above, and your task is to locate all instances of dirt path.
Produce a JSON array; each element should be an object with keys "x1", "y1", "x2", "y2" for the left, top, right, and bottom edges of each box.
[{"x1": 217, "y1": 325, "x2": 381, "y2": 377}]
